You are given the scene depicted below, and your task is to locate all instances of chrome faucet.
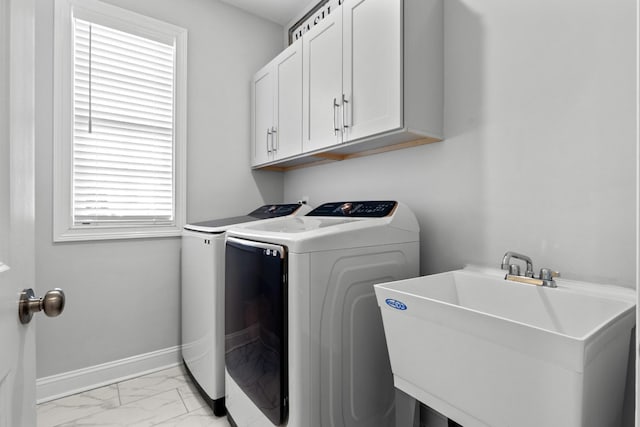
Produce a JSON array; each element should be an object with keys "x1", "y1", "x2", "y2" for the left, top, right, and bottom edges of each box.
[
  {"x1": 500, "y1": 251, "x2": 534, "y2": 278},
  {"x1": 500, "y1": 251, "x2": 560, "y2": 288}
]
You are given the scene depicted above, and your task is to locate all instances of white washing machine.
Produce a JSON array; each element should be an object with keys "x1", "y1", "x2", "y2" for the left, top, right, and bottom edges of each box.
[
  {"x1": 223, "y1": 201, "x2": 420, "y2": 427},
  {"x1": 181, "y1": 203, "x2": 311, "y2": 416}
]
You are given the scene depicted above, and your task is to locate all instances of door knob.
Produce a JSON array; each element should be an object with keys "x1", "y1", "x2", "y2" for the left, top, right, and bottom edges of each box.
[{"x1": 19, "y1": 288, "x2": 66, "y2": 324}]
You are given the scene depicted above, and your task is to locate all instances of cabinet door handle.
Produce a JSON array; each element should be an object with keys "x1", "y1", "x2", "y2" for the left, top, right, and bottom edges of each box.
[
  {"x1": 266, "y1": 128, "x2": 272, "y2": 153},
  {"x1": 271, "y1": 126, "x2": 278, "y2": 152},
  {"x1": 342, "y1": 94, "x2": 349, "y2": 131},
  {"x1": 333, "y1": 97, "x2": 340, "y2": 135}
]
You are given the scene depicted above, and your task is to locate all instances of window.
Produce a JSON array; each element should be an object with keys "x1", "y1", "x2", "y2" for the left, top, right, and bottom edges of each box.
[{"x1": 53, "y1": 0, "x2": 187, "y2": 241}]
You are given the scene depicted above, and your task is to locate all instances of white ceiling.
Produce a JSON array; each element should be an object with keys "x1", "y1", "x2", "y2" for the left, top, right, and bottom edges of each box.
[{"x1": 219, "y1": 0, "x2": 316, "y2": 26}]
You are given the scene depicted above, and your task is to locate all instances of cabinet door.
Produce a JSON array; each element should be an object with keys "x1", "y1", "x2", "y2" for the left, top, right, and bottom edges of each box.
[
  {"x1": 342, "y1": 0, "x2": 402, "y2": 142},
  {"x1": 302, "y1": 10, "x2": 343, "y2": 153},
  {"x1": 273, "y1": 40, "x2": 303, "y2": 160},
  {"x1": 251, "y1": 64, "x2": 274, "y2": 166}
]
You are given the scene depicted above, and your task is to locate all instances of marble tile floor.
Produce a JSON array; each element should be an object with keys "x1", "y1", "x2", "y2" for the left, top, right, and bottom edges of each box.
[{"x1": 37, "y1": 365, "x2": 232, "y2": 427}]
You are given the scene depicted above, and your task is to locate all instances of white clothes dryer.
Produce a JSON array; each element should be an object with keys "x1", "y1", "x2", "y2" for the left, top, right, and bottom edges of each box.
[
  {"x1": 181, "y1": 203, "x2": 311, "y2": 416},
  {"x1": 223, "y1": 201, "x2": 420, "y2": 427}
]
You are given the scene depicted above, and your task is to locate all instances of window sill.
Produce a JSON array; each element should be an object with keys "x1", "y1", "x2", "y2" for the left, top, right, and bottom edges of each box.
[{"x1": 53, "y1": 225, "x2": 183, "y2": 242}]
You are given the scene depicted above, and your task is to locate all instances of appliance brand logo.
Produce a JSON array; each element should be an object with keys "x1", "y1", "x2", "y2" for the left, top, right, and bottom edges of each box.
[{"x1": 385, "y1": 298, "x2": 407, "y2": 311}]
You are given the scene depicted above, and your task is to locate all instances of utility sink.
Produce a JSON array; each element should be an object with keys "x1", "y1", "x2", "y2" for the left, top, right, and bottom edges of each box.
[{"x1": 374, "y1": 267, "x2": 636, "y2": 427}]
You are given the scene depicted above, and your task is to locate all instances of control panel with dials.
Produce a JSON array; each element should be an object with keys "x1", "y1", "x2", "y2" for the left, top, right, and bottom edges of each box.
[
  {"x1": 306, "y1": 201, "x2": 397, "y2": 218},
  {"x1": 248, "y1": 204, "x2": 304, "y2": 219}
]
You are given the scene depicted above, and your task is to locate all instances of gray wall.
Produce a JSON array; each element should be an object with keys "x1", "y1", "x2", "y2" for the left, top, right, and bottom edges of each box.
[
  {"x1": 35, "y1": 0, "x2": 284, "y2": 378},
  {"x1": 284, "y1": 0, "x2": 637, "y2": 288},
  {"x1": 284, "y1": 2, "x2": 637, "y2": 423}
]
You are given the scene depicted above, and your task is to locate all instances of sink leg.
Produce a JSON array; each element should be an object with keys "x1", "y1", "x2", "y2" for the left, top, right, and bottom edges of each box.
[{"x1": 395, "y1": 388, "x2": 419, "y2": 427}]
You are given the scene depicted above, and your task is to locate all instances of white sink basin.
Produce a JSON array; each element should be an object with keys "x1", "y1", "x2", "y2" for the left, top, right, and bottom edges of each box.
[{"x1": 374, "y1": 268, "x2": 635, "y2": 427}]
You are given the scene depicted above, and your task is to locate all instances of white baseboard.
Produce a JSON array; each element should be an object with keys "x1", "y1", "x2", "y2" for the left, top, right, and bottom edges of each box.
[{"x1": 36, "y1": 346, "x2": 182, "y2": 404}]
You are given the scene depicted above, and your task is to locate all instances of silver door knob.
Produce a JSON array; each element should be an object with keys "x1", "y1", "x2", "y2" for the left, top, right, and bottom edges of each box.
[{"x1": 19, "y1": 288, "x2": 66, "y2": 324}]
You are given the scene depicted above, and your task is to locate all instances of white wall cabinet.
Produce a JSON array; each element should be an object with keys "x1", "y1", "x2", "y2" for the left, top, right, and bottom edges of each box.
[
  {"x1": 253, "y1": 0, "x2": 442, "y2": 170},
  {"x1": 301, "y1": 7, "x2": 343, "y2": 152},
  {"x1": 251, "y1": 39, "x2": 303, "y2": 166},
  {"x1": 252, "y1": 63, "x2": 274, "y2": 166},
  {"x1": 303, "y1": 0, "x2": 403, "y2": 152}
]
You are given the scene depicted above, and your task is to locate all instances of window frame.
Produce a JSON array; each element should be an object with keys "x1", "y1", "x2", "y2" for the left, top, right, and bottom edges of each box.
[{"x1": 53, "y1": 0, "x2": 187, "y2": 242}]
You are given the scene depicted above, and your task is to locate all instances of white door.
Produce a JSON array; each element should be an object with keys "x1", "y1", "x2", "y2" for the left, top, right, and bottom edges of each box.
[
  {"x1": 273, "y1": 39, "x2": 302, "y2": 160},
  {"x1": 302, "y1": 9, "x2": 343, "y2": 153},
  {"x1": 0, "y1": 0, "x2": 37, "y2": 425},
  {"x1": 251, "y1": 64, "x2": 275, "y2": 166},
  {"x1": 342, "y1": 0, "x2": 402, "y2": 142}
]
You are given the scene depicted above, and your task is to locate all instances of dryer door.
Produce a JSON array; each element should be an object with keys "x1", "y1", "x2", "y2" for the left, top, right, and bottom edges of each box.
[{"x1": 225, "y1": 237, "x2": 288, "y2": 426}]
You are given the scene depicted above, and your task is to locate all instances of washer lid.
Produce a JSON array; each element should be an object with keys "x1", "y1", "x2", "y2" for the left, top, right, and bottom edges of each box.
[
  {"x1": 184, "y1": 203, "x2": 305, "y2": 233},
  {"x1": 242, "y1": 217, "x2": 362, "y2": 234},
  {"x1": 184, "y1": 215, "x2": 259, "y2": 233}
]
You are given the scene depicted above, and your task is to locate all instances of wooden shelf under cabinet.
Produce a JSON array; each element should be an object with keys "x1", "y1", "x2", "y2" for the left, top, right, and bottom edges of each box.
[{"x1": 255, "y1": 135, "x2": 441, "y2": 172}]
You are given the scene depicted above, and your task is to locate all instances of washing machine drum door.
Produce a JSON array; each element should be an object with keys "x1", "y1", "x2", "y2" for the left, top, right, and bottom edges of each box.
[{"x1": 224, "y1": 238, "x2": 288, "y2": 425}]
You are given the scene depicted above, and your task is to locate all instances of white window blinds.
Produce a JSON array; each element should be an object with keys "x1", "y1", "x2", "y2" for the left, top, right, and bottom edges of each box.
[{"x1": 73, "y1": 18, "x2": 176, "y2": 224}]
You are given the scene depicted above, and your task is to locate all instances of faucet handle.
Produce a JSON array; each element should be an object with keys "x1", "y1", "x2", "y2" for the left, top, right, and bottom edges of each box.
[
  {"x1": 539, "y1": 268, "x2": 560, "y2": 281},
  {"x1": 539, "y1": 268, "x2": 560, "y2": 287},
  {"x1": 508, "y1": 264, "x2": 521, "y2": 276}
]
